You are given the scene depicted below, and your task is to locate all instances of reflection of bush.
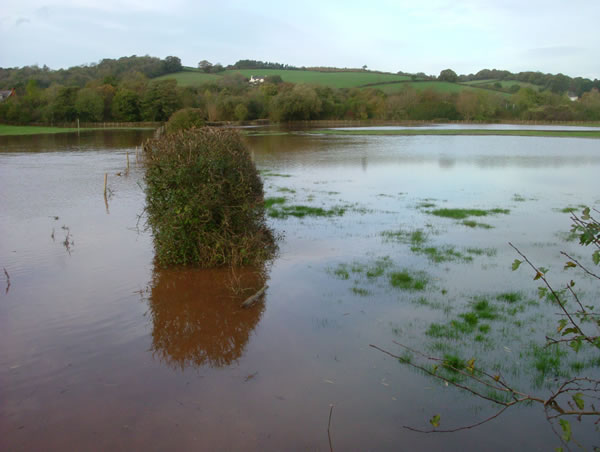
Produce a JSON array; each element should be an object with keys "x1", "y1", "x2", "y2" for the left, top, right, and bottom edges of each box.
[{"x1": 148, "y1": 266, "x2": 267, "y2": 369}]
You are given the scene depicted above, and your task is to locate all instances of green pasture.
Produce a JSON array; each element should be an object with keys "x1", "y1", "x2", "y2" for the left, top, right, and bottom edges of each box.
[
  {"x1": 154, "y1": 69, "x2": 221, "y2": 86},
  {"x1": 0, "y1": 124, "x2": 153, "y2": 136},
  {"x1": 157, "y1": 68, "x2": 411, "y2": 89},
  {"x1": 0, "y1": 124, "x2": 86, "y2": 136}
]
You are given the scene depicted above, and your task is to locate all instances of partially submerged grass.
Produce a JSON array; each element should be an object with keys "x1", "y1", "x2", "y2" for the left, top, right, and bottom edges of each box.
[
  {"x1": 264, "y1": 197, "x2": 287, "y2": 208},
  {"x1": 461, "y1": 220, "x2": 494, "y2": 229},
  {"x1": 496, "y1": 292, "x2": 523, "y2": 304},
  {"x1": 411, "y1": 245, "x2": 473, "y2": 263},
  {"x1": 381, "y1": 228, "x2": 428, "y2": 245},
  {"x1": 430, "y1": 208, "x2": 510, "y2": 220},
  {"x1": 389, "y1": 271, "x2": 428, "y2": 290},
  {"x1": 268, "y1": 204, "x2": 347, "y2": 219},
  {"x1": 465, "y1": 247, "x2": 497, "y2": 257}
]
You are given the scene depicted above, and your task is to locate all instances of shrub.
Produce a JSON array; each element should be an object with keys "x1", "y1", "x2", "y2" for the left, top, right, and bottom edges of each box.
[
  {"x1": 165, "y1": 108, "x2": 206, "y2": 134},
  {"x1": 143, "y1": 127, "x2": 276, "y2": 267}
]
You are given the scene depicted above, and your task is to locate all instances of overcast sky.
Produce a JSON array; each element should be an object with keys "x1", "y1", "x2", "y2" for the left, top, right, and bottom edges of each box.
[{"x1": 1, "y1": 0, "x2": 598, "y2": 79}]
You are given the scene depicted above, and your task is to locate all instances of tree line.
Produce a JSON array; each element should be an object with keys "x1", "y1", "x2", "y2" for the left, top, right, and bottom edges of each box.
[{"x1": 1, "y1": 69, "x2": 600, "y2": 125}]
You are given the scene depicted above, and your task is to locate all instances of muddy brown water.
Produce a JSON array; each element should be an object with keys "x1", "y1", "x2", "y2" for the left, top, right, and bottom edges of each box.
[{"x1": 1, "y1": 129, "x2": 599, "y2": 451}]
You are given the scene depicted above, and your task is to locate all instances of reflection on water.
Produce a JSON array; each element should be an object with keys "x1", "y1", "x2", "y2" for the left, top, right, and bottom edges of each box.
[{"x1": 148, "y1": 266, "x2": 268, "y2": 369}]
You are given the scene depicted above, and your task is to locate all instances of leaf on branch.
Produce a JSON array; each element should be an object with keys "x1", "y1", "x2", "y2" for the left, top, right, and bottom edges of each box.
[
  {"x1": 564, "y1": 261, "x2": 577, "y2": 270},
  {"x1": 534, "y1": 271, "x2": 543, "y2": 281},
  {"x1": 557, "y1": 319, "x2": 568, "y2": 333},
  {"x1": 493, "y1": 374, "x2": 500, "y2": 382},
  {"x1": 572, "y1": 393, "x2": 585, "y2": 410},
  {"x1": 569, "y1": 280, "x2": 575, "y2": 287},
  {"x1": 466, "y1": 358, "x2": 476, "y2": 374},
  {"x1": 569, "y1": 338, "x2": 582, "y2": 353},
  {"x1": 582, "y1": 207, "x2": 591, "y2": 220},
  {"x1": 429, "y1": 414, "x2": 441, "y2": 428},
  {"x1": 593, "y1": 250, "x2": 600, "y2": 266},
  {"x1": 559, "y1": 419, "x2": 572, "y2": 442},
  {"x1": 511, "y1": 259, "x2": 522, "y2": 271},
  {"x1": 538, "y1": 287, "x2": 548, "y2": 299}
]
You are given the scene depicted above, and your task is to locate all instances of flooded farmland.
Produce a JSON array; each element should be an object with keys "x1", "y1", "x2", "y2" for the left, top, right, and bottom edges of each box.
[{"x1": 1, "y1": 128, "x2": 599, "y2": 451}]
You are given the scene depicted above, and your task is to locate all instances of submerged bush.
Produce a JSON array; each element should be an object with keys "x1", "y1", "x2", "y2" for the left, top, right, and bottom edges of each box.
[{"x1": 143, "y1": 127, "x2": 275, "y2": 267}]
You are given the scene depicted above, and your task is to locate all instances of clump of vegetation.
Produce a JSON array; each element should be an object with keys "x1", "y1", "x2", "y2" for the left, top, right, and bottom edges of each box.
[
  {"x1": 411, "y1": 245, "x2": 473, "y2": 263},
  {"x1": 143, "y1": 127, "x2": 275, "y2": 267},
  {"x1": 461, "y1": 220, "x2": 494, "y2": 229},
  {"x1": 165, "y1": 108, "x2": 206, "y2": 134},
  {"x1": 381, "y1": 228, "x2": 428, "y2": 245},
  {"x1": 430, "y1": 208, "x2": 510, "y2": 219},
  {"x1": 389, "y1": 271, "x2": 428, "y2": 290},
  {"x1": 267, "y1": 204, "x2": 346, "y2": 219}
]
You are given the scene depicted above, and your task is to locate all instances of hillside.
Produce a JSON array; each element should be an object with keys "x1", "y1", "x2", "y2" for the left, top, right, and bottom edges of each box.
[
  {"x1": 155, "y1": 67, "x2": 413, "y2": 89},
  {"x1": 155, "y1": 67, "x2": 513, "y2": 96}
]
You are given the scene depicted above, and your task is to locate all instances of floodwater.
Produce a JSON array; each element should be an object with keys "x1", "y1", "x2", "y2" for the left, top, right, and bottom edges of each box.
[{"x1": 1, "y1": 128, "x2": 599, "y2": 451}]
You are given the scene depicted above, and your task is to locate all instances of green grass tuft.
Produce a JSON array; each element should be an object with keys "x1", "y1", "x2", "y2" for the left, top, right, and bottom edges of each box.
[{"x1": 389, "y1": 271, "x2": 428, "y2": 291}]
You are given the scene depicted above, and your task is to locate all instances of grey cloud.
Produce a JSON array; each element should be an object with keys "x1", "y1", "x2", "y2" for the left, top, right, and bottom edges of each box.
[{"x1": 16, "y1": 17, "x2": 30, "y2": 26}]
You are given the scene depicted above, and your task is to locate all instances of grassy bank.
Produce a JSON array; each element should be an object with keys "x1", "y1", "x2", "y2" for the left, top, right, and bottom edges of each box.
[
  {"x1": 312, "y1": 128, "x2": 600, "y2": 138},
  {"x1": 0, "y1": 124, "x2": 156, "y2": 136}
]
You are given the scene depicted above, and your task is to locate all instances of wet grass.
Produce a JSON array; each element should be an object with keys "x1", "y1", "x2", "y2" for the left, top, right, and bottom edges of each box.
[
  {"x1": 381, "y1": 228, "x2": 428, "y2": 245},
  {"x1": 351, "y1": 287, "x2": 370, "y2": 296},
  {"x1": 411, "y1": 245, "x2": 473, "y2": 263},
  {"x1": 462, "y1": 220, "x2": 494, "y2": 229},
  {"x1": 276, "y1": 187, "x2": 296, "y2": 194},
  {"x1": 260, "y1": 170, "x2": 292, "y2": 178},
  {"x1": 555, "y1": 204, "x2": 587, "y2": 214},
  {"x1": 430, "y1": 208, "x2": 510, "y2": 219},
  {"x1": 264, "y1": 197, "x2": 287, "y2": 208},
  {"x1": 389, "y1": 271, "x2": 428, "y2": 290},
  {"x1": 496, "y1": 292, "x2": 523, "y2": 303},
  {"x1": 268, "y1": 204, "x2": 347, "y2": 219},
  {"x1": 465, "y1": 247, "x2": 497, "y2": 257}
]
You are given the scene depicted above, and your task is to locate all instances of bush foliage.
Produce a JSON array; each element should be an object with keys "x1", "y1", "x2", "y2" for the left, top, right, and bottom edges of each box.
[
  {"x1": 143, "y1": 127, "x2": 275, "y2": 267},
  {"x1": 165, "y1": 108, "x2": 206, "y2": 134}
]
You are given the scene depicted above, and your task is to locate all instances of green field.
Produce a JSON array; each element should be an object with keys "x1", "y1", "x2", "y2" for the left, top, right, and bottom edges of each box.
[
  {"x1": 157, "y1": 68, "x2": 412, "y2": 89},
  {"x1": 0, "y1": 124, "x2": 153, "y2": 136},
  {"x1": 313, "y1": 128, "x2": 600, "y2": 138},
  {"x1": 154, "y1": 69, "x2": 222, "y2": 85},
  {"x1": 0, "y1": 125, "x2": 85, "y2": 135}
]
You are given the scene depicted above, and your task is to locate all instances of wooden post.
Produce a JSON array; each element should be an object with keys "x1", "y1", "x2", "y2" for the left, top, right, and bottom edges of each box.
[
  {"x1": 104, "y1": 173, "x2": 108, "y2": 196},
  {"x1": 77, "y1": 118, "x2": 80, "y2": 135},
  {"x1": 126, "y1": 152, "x2": 130, "y2": 172}
]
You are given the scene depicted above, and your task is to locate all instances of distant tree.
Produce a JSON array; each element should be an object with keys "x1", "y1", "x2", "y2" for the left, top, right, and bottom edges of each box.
[
  {"x1": 75, "y1": 87, "x2": 104, "y2": 121},
  {"x1": 142, "y1": 79, "x2": 181, "y2": 121},
  {"x1": 198, "y1": 60, "x2": 213, "y2": 73},
  {"x1": 112, "y1": 89, "x2": 142, "y2": 121},
  {"x1": 162, "y1": 56, "x2": 182, "y2": 74},
  {"x1": 211, "y1": 63, "x2": 225, "y2": 73},
  {"x1": 264, "y1": 75, "x2": 283, "y2": 84},
  {"x1": 51, "y1": 86, "x2": 79, "y2": 121},
  {"x1": 270, "y1": 84, "x2": 322, "y2": 121},
  {"x1": 165, "y1": 108, "x2": 206, "y2": 133},
  {"x1": 362, "y1": 65, "x2": 368, "y2": 71},
  {"x1": 234, "y1": 103, "x2": 248, "y2": 121},
  {"x1": 438, "y1": 69, "x2": 458, "y2": 83}
]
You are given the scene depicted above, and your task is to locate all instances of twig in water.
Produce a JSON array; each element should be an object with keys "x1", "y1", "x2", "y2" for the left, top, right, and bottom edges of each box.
[
  {"x1": 241, "y1": 285, "x2": 268, "y2": 308},
  {"x1": 3, "y1": 267, "x2": 10, "y2": 294},
  {"x1": 328, "y1": 404, "x2": 334, "y2": 452}
]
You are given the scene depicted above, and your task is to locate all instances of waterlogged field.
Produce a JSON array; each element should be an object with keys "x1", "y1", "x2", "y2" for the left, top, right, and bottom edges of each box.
[{"x1": 1, "y1": 128, "x2": 599, "y2": 450}]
